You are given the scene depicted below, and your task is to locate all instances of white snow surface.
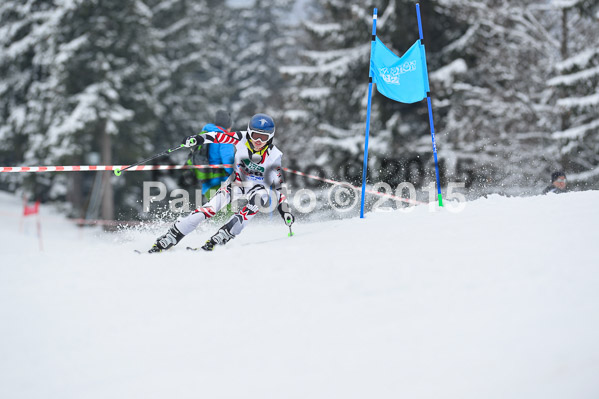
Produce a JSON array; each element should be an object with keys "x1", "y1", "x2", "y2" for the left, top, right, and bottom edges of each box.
[{"x1": 1, "y1": 190, "x2": 599, "y2": 399}]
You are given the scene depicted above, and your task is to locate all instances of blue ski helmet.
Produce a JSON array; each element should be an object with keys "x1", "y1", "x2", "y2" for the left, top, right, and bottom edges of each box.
[{"x1": 248, "y1": 113, "x2": 275, "y2": 143}]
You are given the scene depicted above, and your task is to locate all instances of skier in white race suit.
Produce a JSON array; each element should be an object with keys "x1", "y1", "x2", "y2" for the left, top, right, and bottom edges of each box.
[{"x1": 149, "y1": 113, "x2": 294, "y2": 252}]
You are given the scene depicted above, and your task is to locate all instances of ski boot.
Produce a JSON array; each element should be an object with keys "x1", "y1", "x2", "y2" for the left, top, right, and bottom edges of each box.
[
  {"x1": 149, "y1": 225, "x2": 185, "y2": 253},
  {"x1": 201, "y1": 227, "x2": 235, "y2": 251}
]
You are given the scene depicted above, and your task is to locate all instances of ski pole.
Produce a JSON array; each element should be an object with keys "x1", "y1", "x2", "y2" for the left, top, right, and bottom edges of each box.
[
  {"x1": 114, "y1": 144, "x2": 188, "y2": 176},
  {"x1": 288, "y1": 225, "x2": 294, "y2": 237}
]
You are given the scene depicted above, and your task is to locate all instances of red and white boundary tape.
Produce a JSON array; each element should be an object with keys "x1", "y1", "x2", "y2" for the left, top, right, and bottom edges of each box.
[
  {"x1": 282, "y1": 167, "x2": 424, "y2": 205},
  {"x1": 0, "y1": 164, "x2": 232, "y2": 173},
  {"x1": 0, "y1": 164, "x2": 424, "y2": 205}
]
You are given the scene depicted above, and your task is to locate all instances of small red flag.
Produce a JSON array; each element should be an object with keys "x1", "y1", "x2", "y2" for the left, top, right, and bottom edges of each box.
[{"x1": 23, "y1": 200, "x2": 40, "y2": 216}]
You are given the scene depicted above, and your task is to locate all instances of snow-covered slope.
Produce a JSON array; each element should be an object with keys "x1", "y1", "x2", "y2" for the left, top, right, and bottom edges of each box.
[{"x1": 1, "y1": 190, "x2": 598, "y2": 399}]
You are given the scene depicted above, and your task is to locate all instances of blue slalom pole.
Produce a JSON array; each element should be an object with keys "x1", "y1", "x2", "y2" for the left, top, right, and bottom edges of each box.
[
  {"x1": 360, "y1": 8, "x2": 378, "y2": 218},
  {"x1": 416, "y1": 3, "x2": 443, "y2": 207}
]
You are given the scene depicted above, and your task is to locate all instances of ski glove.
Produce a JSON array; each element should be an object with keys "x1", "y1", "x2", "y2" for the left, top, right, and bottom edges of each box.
[
  {"x1": 282, "y1": 212, "x2": 294, "y2": 226},
  {"x1": 183, "y1": 135, "x2": 201, "y2": 148}
]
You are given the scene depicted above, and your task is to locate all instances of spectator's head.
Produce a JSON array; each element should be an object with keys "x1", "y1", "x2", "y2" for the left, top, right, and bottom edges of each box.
[
  {"x1": 215, "y1": 110, "x2": 232, "y2": 130},
  {"x1": 551, "y1": 171, "x2": 567, "y2": 190}
]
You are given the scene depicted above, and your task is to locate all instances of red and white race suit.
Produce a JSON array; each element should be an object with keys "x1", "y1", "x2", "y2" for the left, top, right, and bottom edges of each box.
[{"x1": 175, "y1": 130, "x2": 290, "y2": 236}]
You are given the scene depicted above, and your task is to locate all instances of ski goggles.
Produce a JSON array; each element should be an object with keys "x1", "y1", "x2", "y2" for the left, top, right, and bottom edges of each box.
[{"x1": 248, "y1": 129, "x2": 274, "y2": 142}]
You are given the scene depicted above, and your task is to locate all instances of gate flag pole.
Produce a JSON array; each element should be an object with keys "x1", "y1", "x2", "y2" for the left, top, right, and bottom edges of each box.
[
  {"x1": 360, "y1": 8, "x2": 378, "y2": 219},
  {"x1": 416, "y1": 3, "x2": 443, "y2": 207}
]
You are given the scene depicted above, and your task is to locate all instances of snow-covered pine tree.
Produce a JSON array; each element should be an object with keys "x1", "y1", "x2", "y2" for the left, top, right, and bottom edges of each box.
[
  {"x1": 0, "y1": 0, "x2": 60, "y2": 195},
  {"x1": 1, "y1": 0, "x2": 165, "y2": 217},
  {"x1": 55, "y1": 0, "x2": 165, "y2": 219},
  {"x1": 149, "y1": 0, "x2": 229, "y2": 147},
  {"x1": 427, "y1": 0, "x2": 567, "y2": 192},
  {"x1": 547, "y1": 0, "x2": 599, "y2": 187},
  {"x1": 227, "y1": 0, "x2": 295, "y2": 133}
]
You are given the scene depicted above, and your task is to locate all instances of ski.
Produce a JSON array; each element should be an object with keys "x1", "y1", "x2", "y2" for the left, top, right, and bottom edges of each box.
[
  {"x1": 134, "y1": 248, "x2": 163, "y2": 254},
  {"x1": 187, "y1": 245, "x2": 213, "y2": 252},
  {"x1": 133, "y1": 246, "x2": 209, "y2": 253}
]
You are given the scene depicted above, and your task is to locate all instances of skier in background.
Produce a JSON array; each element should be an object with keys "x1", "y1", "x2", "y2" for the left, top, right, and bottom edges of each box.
[
  {"x1": 149, "y1": 113, "x2": 294, "y2": 252},
  {"x1": 180, "y1": 110, "x2": 235, "y2": 202},
  {"x1": 542, "y1": 171, "x2": 567, "y2": 194}
]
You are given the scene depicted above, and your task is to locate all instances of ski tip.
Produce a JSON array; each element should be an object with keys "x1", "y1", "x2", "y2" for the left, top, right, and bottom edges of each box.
[{"x1": 135, "y1": 248, "x2": 158, "y2": 254}]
